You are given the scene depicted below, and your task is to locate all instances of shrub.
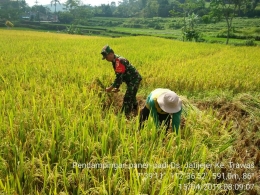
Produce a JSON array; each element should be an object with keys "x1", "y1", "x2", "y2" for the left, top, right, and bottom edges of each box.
[
  {"x1": 201, "y1": 15, "x2": 211, "y2": 24},
  {"x1": 154, "y1": 24, "x2": 164, "y2": 30},
  {"x1": 183, "y1": 29, "x2": 200, "y2": 42},
  {"x1": 244, "y1": 39, "x2": 257, "y2": 46},
  {"x1": 66, "y1": 24, "x2": 82, "y2": 35}
]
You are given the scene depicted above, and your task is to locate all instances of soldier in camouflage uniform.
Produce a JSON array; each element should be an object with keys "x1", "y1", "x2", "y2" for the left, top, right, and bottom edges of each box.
[{"x1": 101, "y1": 45, "x2": 142, "y2": 117}]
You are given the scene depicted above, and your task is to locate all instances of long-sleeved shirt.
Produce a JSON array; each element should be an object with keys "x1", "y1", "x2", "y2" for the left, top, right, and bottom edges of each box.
[
  {"x1": 111, "y1": 54, "x2": 142, "y2": 88},
  {"x1": 145, "y1": 88, "x2": 182, "y2": 134}
]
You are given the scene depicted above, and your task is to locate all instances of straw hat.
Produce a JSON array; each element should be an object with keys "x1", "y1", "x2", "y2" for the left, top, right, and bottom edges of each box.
[{"x1": 157, "y1": 90, "x2": 182, "y2": 113}]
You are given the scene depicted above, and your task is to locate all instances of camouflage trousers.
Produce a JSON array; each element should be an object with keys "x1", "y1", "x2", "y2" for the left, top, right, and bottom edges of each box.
[{"x1": 121, "y1": 81, "x2": 141, "y2": 116}]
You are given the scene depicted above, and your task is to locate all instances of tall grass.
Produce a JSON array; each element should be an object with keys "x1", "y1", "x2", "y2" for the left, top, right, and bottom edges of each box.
[{"x1": 0, "y1": 30, "x2": 259, "y2": 194}]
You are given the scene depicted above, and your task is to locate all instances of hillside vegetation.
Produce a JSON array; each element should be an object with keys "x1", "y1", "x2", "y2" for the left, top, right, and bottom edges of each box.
[
  {"x1": 8, "y1": 17, "x2": 260, "y2": 45},
  {"x1": 0, "y1": 30, "x2": 259, "y2": 194}
]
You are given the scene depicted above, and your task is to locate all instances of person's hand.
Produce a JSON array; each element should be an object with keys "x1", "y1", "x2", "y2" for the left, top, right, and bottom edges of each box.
[
  {"x1": 112, "y1": 88, "x2": 120, "y2": 93},
  {"x1": 106, "y1": 86, "x2": 113, "y2": 92}
]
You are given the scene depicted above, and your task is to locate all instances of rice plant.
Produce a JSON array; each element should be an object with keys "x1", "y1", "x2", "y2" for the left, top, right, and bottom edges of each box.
[{"x1": 0, "y1": 29, "x2": 259, "y2": 194}]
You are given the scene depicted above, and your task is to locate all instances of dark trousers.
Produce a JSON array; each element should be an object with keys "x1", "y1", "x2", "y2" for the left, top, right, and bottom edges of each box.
[
  {"x1": 121, "y1": 82, "x2": 140, "y2": 115},
  {"x1": 139, "y1": 106, "x2": 171, "y2": 132}
]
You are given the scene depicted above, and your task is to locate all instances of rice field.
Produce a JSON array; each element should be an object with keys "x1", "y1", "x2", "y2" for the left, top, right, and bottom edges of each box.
[{"x1": 0, "y1": 29, "x2": 259, "y2": 195}]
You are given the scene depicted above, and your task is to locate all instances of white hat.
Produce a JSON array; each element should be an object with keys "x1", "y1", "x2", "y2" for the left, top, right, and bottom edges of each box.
[{"x1": 157, "y1": 91, "x2": 182, "y2": 113}]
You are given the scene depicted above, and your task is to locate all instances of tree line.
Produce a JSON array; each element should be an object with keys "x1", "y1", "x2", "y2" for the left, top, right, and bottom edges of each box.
[
  {"x1": 0, "y1": 0, "x2": 259, "y2": 21},
  {"x1": 1, "y1": 0, "x2": 259, "y2": 44}
]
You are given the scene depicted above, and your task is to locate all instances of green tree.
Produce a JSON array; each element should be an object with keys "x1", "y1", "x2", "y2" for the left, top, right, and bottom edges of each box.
[
  {"x1": 170, "y1": 0, "x2": 205, "y2": 16},
  {"x1": 169, "y1": 0, "x2": 204, "y2": 41},
  {"x1": 31, "y1": 5, "x2": 49, "y2": 14},
  {"x1": 144, "y1": 0, "x2": 159, "y2": 17},
  {"x1": 51, "y1": 0, "x2": 61, "y2": 15},
  {"x1": 113, "y1": 0, "x2": 140, "y2": 17},
  {"x1": 0, "y1": 0, "x2": 28, "y2": 20},
  {"x1": 182, "y1": 13, "x2": 200, "y2": 41},
  {"x1": 100, "y1": 4, "x2": 113, "y2": 16},
  {"x1": 58, "y1": 11, "x2": 74, "y2": 23},
  {"x1": 114, "y1": 0, "x2": 132, "y2": 17},
  {"x1": 158, "y1": 0, "x2": 170, "y2": 17},
  {"x1": 246, "y1": 0, "x2": 260, "y2": 17},
  {"x1": 64, "y1": 0, "x2": 80, "y2": 11},
  {"x1": 72, "y1": 5, "x2": 93, "y2": 20},
  {"x1": 110, "y1": 1, "x2": 117, "y2": 13},
  {"x1": 139, "y1": 0, "x2": 147, "y2": 9},
  {"x1": 210, "y1": 0, "x2": 250, "y2": 44}
]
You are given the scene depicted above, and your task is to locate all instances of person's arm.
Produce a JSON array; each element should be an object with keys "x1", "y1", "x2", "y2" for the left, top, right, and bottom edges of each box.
[
  {"x1": 106, "y1": 74, "x2": 122, "y2": 92},
  {"x1": 172, "y1": 108, "x2": 182, "y2": 134},
  {"x1": 111, "y1": 72, "x2": 123, "y2": 89},
  {"x1": 150, "y1": 101, "x2": 160, "y2": 129},
  {"x1": 146, "y1": 95, "x2": 160, "y2": 128}
]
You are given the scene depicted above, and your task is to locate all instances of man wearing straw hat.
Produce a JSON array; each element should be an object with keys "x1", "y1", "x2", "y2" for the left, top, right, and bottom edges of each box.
[
  {"x1": 101, "y1": 45, "x2": 142, "y2": 118},
  {"x1": 139, "y1": 88, "x2": 182, "y2": 134}
]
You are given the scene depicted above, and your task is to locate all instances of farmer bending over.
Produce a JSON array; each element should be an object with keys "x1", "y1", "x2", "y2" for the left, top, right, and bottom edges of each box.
[
  {"x1": 101, "y1": 45, "x2": 142, "y2": 117},
  {"x1": 139, "y1": 88, "x2": 182, "y2": 134}
]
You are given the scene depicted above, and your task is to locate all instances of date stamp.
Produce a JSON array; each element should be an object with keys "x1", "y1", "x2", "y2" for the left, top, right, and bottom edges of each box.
[{"x1": 179, "y1": 183, "x2": 255, "y2": 191}]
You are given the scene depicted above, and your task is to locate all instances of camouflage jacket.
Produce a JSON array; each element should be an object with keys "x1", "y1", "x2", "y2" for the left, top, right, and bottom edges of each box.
[{"x1": 111, "y1": 54, "x2": 142, "y2": 88}]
